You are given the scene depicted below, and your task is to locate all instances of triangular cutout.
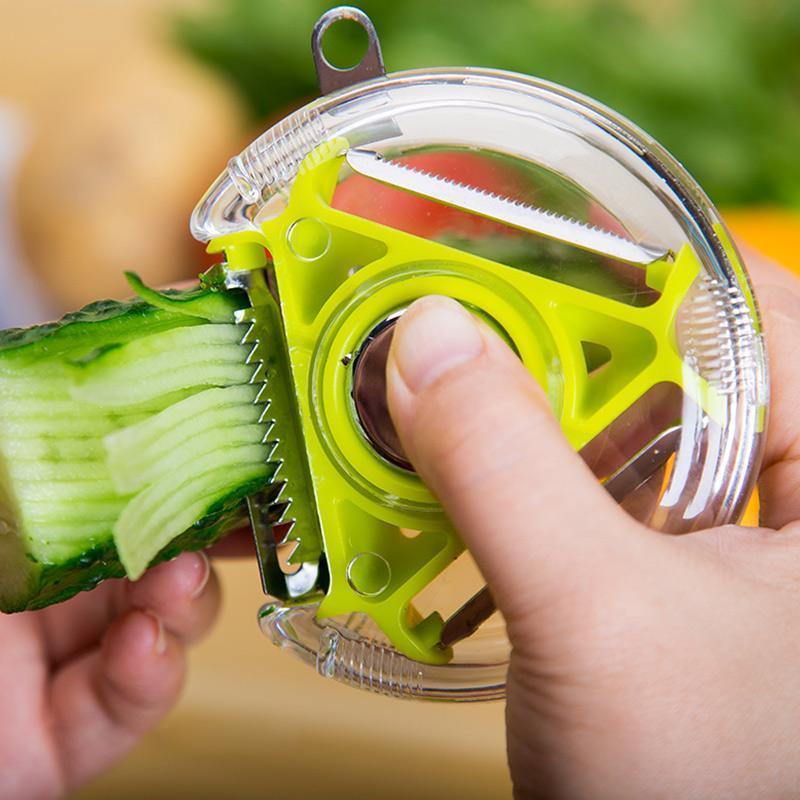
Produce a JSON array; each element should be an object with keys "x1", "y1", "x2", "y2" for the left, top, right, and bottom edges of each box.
[
  {"x1": 562, "y1": 308, "x2": 657, "y2": 419},
  {"x1": 581, "y1": 341, "x2": 612, "y2": 375}
]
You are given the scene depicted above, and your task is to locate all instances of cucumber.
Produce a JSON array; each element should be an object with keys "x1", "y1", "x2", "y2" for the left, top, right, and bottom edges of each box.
[{"x1": 0, "y1": 276, "x2": 273, "y2": 611}]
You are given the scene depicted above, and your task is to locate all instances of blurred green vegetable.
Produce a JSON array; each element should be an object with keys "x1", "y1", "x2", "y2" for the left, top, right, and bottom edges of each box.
[{"x1": 176, "y1": 0, "x2": 800, "y2": 208}]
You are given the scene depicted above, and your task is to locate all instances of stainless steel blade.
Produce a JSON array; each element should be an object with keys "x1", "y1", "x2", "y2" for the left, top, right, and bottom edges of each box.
[
  {"x1": 601, "y1": 425, "x2": 681, "y2": 503},
  {"x1": 346, "y1": 149, "x2": 668, "y2": 266},
  {"x1": 439, "y1": 425, "x2": 681, "y2": 648}
]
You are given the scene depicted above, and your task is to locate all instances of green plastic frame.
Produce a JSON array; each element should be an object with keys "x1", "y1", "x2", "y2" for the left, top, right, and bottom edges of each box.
[{"x1": 209, "y1": 141, "x2": 704, "y2": 664}]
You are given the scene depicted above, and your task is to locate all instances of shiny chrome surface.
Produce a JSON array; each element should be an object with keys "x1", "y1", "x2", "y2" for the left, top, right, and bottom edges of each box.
[{"x1": 351, "y1": 313, "x2": 412, "y2": 471}]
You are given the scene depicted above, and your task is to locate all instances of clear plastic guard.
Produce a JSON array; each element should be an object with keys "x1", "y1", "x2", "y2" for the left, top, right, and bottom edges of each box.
[{"x1": 259, "y1": 600, "x2": 507, "y2": 701}]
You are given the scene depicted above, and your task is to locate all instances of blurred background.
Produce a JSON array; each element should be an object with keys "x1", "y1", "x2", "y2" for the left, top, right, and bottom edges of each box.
[{"x1": 0, "y1": 0, "x2": 797, "y2": 797}]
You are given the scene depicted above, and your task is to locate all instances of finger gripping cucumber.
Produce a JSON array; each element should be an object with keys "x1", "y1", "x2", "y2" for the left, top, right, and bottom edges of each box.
[{"x1": 0, "y1": 277, "x2": 272, "y2": 612}]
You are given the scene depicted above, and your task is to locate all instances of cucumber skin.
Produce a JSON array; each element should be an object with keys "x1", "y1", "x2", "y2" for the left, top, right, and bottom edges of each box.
[
  {"x1": 0, "y1": 281, "x2": 262, "y2": 613},
  {"x1": 0, "y1": 282, "x2": 247, "y2": 365},
  {"x1": 0, "y1": 298, "x2": 197, "y2": 365}
]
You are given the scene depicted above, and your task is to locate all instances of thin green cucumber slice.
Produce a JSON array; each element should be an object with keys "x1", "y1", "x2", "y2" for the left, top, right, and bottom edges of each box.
[
  {"x1": 69, "y1": 324, "x2": 252, "y2": 407},
  {"x1": 104, "y1": 384, "x2": 261, "y2": 467},
  {"x1": 109, "y1": 422, "x2": 265, "y2": 495},
  {"x1": 105, "y1": 384, "x2": 264, "y2": 493},
  {"x1": 15, "y1": 478, "x2": 119, "y2": 504},
  {"x1": 116, "y1": 453, "x2": 271, "y2": 579}
]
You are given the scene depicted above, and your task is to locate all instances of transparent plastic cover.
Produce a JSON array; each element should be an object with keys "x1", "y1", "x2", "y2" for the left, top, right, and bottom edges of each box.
[{"x1": 193, "y1": 67, "x2": 768, "y2": 700}]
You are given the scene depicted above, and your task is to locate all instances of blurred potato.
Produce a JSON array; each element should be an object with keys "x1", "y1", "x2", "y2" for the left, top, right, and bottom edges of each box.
[{"x1": 15, "y1": 44, "x2": 245, "y2": 309}]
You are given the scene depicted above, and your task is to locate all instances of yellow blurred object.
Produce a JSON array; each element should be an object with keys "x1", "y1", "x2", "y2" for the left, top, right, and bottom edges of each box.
[
  {"x1": 725, "y1": 209, "x2": 800, "y2": 274},
  {"x1": 0, "y1": 0, "x2": 246, "y2": 310},
  {"x1": 741, "y1": 493, "x2": 760, "y2": 527},
  {"x1": 16, "y1": 49, "x2": 245, "y2": 310}
]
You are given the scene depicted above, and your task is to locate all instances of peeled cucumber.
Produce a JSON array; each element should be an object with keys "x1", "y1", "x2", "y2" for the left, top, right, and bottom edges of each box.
[{"x1": 0, "y1": 277, "x2": 273, "y2": 612}]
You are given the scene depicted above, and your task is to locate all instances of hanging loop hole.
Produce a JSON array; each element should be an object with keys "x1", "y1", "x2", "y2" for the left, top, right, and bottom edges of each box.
[{"x1": 312, "y1": 6, "x2": 386, "y2": 95}]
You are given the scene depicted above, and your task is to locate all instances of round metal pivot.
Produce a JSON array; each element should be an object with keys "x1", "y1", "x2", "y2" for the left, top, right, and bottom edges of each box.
[{"x1": 351, "y1": 315, "x2": 413, "y2": 471}]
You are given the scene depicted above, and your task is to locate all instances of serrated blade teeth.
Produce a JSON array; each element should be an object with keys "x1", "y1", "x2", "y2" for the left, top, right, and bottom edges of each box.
[
  {"x1": 345, "y1": 149, "x2": 669, "y2": 266},
  {"x1": 239, "y1": 309, "x2": 314, "y2": 593},
  {"x1": 237, "y1": 313, "x2": 286, "y2": 507},
  {"x1": 263, "y1": 479, "x2": 287, "y2": 505},
  {"x1": 234, "y1": 274, "x2": 324, "y2": 599},
  {"x1": 269, "y1": 500, "x2": 293, "y2": 524},
  {"x1": 264, "y1": 439, "x2": 280, "y2": 460},
  {"x1": 253, "y1": 383, "x2": 272, "y2": 410},
  {"x1": 249, "y1": 362, "x2": 268, "y2": 384},
  {"x1": 240, "y1": 321, "x2": 260, "y2": 346},
  {"x1": 276, "y1": 540, "x2": 302, "y2": 574}
]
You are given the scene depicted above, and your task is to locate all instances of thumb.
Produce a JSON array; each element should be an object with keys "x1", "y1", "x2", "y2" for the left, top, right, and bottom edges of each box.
[{"x1": 386, "y1": 296, "x2": 641, "y2": 624}]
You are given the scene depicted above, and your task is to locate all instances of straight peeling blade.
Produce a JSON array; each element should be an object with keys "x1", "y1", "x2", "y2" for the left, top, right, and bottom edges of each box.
[
  {"x1": 439, "y1": 424, "x2": 682, "y2": 648},
  {"x1": 346, "y1": 149, "x2": 668, "y2": 266}
]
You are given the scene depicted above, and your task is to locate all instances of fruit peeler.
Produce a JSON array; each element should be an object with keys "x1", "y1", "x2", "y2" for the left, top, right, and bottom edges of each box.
[{"x1": 191, "y1": 6, "x2": 768, "y2": 700}]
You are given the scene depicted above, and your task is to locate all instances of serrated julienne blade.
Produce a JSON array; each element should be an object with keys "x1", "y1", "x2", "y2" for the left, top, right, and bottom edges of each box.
[
  {"x1": 346, "y1": 149, "x2": 668, "y2": 266},
  {"x1": 223, "y1": 267, "x2": 324, "y2": 600}
]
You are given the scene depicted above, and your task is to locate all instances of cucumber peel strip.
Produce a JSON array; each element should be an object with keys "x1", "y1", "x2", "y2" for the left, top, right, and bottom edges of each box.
[{"x1": 125, "y1": 271, "x2": 244, "y2": 323}]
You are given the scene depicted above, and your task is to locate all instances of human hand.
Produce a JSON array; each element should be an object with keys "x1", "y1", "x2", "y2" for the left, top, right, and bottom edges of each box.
[
  {"x1": 386, "y1": 250, "x2": 800, "y2": 799},
  {"x1": 0, "y1": 552, "x2": 219, "y2": 799}
]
